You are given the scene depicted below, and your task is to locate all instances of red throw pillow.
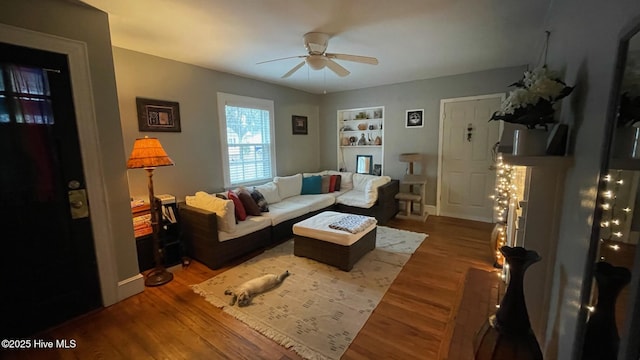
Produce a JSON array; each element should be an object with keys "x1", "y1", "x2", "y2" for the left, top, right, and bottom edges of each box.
[
  {"x1": 227, "y1": 190, "x2": 247, "y2": 221},
  {"x1": 329, "y1": 175, "x2": 338, "y2": 192}
]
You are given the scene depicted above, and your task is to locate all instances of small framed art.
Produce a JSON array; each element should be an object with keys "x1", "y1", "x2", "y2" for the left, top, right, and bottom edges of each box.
[
  {"x1": 136, "y1": 97, "x2": 181, "y2": 132},
  {"x1": 292, "y1": 115, "x2": 308, "y2": 135},
  {"x1": 405, "y1": 109, "x2": 424, "y2": 128}
]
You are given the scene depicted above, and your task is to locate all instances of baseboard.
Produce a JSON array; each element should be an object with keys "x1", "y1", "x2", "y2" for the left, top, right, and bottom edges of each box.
[
  {"x1": 117, "y1": 273, "x2": 145, "y2": 301},
  {"x1": 425, "y1": 205, "x2": 437, "y2": 215}
]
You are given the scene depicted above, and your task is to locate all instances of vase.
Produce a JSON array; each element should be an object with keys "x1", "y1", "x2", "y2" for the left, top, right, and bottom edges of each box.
[
  {"x1": 612, "y1": 127, "x2": 640, "y2": 159},
  {"x1": 512, "y1": 129, "x2": 548, "y2": 156},
  {"x1": 581, "y1": 261, "x2": 631, "y2": 360},
  {"x1": 474, "y1": 246, "x2": 543, "y2": 360}
]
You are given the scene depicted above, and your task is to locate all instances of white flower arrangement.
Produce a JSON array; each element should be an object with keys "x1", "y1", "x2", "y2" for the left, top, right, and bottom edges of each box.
[{"x1": 491, "y1": 66, "x2": 574, "y2": 129}]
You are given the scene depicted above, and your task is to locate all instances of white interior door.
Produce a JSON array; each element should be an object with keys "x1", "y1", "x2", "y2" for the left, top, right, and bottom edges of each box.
[{"x1": 439, "y1": 96, "x2": 502, "y2": 222}]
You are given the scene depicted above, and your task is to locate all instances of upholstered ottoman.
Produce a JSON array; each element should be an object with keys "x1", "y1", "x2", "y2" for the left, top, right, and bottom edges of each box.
[{"x1": 292, "y1": 211, "x2": 377, "y2": 271}]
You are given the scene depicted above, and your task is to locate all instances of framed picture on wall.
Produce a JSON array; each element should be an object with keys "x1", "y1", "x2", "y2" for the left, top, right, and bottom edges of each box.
[
  {"x1": 136, "y1": 97, "x2": 181, "y2": 132},
  {"x1": 405, "y1": 109, "x2": 424, "y2": 128},
  {"x1": 292, "y1": 115, "x2": 308, "y2": 135}
]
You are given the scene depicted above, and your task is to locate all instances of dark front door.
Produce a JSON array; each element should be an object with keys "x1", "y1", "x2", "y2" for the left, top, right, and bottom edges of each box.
[{"x1": 0, "y1": 42, "x2": 102, "y2": 337}]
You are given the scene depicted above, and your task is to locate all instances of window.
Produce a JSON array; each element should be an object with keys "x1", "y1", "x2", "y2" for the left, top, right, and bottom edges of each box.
[
  {"x1": 0, "y1": 64, "x2": 54, "y2": 124},
  {"x1": 217, "y1": 92, "x2": 276, "y2": 187}
]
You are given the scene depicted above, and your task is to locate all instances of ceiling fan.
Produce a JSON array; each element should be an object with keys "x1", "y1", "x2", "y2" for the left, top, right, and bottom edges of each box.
[{"x1": 257, "y1": 32, "x2": 379, "y2": 78}]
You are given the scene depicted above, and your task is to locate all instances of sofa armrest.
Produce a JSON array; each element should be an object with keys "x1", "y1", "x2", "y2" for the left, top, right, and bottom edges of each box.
[
  {"x1": 178, "y1": 202, "x2": 220, "y2": 258},
  {"x1": 377, "y1": 179, "x2": 400, "y2": 206}
]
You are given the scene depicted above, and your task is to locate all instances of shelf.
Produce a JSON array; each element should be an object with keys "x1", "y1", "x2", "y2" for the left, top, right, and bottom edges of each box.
[
  {"x1": 340, "y1": 129, "x2": 381, "y2": 133},
  {"x1": 340, "y1": 145, "x2": 382, "y2": 148},
  {"x1": 502, "y1": 154, "x2": 573, "y2": 168},
  {"x1": 341, "y1": 118, "x2": 384, "y2": 122}
]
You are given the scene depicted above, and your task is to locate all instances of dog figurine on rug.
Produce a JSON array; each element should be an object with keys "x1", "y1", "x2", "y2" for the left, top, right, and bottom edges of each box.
[{"x1": 224, "y1": 270, "x2": 290, "y2": 307}]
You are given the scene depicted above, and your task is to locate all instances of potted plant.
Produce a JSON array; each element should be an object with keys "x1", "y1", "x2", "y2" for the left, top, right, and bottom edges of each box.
[{"x1": 490, "y1": 66, "x2": 574, "y2": 155}]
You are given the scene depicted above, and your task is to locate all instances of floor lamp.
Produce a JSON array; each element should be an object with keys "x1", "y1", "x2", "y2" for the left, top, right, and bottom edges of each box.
[{"x1": 127, "y1": 136, "x2": 174, "y2": 287}]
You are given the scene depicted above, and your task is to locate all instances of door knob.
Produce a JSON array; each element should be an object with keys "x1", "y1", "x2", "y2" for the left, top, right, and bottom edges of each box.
[{"x1": 68, "y1": 189, "x2": 89, "y2": 219}]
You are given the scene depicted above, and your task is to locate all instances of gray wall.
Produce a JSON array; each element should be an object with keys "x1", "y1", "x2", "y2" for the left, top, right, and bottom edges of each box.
[
  {"x1": 1, "y1": 0, "x2": 139, "y2": 281},
  {"x1": 319, "y1": 66, "x2": 526, "y2": 205},
  {"x1": 541, "y1": 1, "x2": 640, "y2": 359},
  {"x1": 113, "y1": 48, "x2": 320, "y2": 201}
]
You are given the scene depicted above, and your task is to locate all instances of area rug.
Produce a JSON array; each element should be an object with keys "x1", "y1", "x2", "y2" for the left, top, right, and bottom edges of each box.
[{"x1": 192, "y1": 226, "x2": 428, "y2": 360}]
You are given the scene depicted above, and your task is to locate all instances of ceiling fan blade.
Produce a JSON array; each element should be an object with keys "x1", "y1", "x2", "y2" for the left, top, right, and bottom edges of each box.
[
  {"x1": 325, "y1": 59, "x2": 350, "y2": 77},
  {"x1": 257, "y1": 55, "x2": 305, "y2": 65},
  {"x1": 325, "y1": 53, "x2": 379, "y2": 65},
  {"x1": 282, "y1": 61, "x2": 306, "y2": 78}
]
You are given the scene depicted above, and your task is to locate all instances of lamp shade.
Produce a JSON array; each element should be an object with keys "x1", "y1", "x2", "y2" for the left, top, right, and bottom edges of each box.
[
  {"x1": 399, "y1": 153, "x2": 422, "y2": 163},
  {"x1": 126, "y1": 137, "x2": 174, "y2": 169}
]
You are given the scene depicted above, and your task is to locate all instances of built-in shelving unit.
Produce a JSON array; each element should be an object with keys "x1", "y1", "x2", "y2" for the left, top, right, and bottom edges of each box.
[{"x1": 337, "y1": 106, "x2": 384, "y2": 174}]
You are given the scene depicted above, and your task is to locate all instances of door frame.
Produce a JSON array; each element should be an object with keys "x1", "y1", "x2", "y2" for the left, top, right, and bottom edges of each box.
[
  {"x1": 436, "y1": 93, "x2": 505, "y2": 218},
  {"x1": 0, "y1": 23, "x2": 119, "y2": 306}
]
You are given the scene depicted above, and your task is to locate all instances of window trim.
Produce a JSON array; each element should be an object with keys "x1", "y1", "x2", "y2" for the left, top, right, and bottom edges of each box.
[{"x1": 217, "y1": 92, "x2": 276, "y2": 188}]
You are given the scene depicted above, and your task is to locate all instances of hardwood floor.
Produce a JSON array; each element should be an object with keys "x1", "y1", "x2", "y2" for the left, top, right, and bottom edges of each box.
[{"x1": 3, "y1": 216, "x2": 496, "y2": 360}]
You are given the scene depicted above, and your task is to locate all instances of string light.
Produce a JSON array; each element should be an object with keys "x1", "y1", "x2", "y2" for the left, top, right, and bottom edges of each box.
[
  {"x1": 599, "y1": 170, "x2": 631, "y2": 244},
  {"x1": 490, "y1": 154, "x2": 519, "y2": 268}
]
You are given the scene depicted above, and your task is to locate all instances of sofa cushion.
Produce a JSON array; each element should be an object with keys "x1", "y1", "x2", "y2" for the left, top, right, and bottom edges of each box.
[
  {"x1": 227, "y1": 190, "x2": 247, "y2": 221},
  {"x1": 237, "y1": 188, "x2": 261, "y2": 216},
  {"x1": 303, "y1": 171, "x2": 327, "y2": 177},
  {"x1": 301, "y1": 175, "x2": 322, "y2": 194},
  {"x1": 217, "y1": 215, "x2": 271, "y2": 242},
  {"x1": 250, "y1": 189, "x2": 269, "y2": 212},
  {"x1": 187, "y1": 191, "x2": 236, "y2": 233},
  {"x1": 254, "y1": 181, "x2": 281, "y2": 204},
  {"x1": 261, "y1": 194, "x2": 335, "y2": 226},
  {"x1": 335, "y1": 189, "x2": 374, "y2": 208},
  {"x1": 274, "y1": 173, "x2": 302, "y2": 199}
]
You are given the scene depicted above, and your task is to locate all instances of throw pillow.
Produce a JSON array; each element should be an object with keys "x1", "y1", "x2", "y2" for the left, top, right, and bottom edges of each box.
[
  {"x1": 274, "y1": 173, "x2": 303, "y2": 199},
  {"x1": 301, "y1": 175, "x2": 322, "y2": 194},
  {"x1": 254, "y1": 181, "x2": 281, "y2": 204},
  {"x1": 227, "y1": 190, "x2": 247, "y2": 221},
  {"x1": 329, "y1": 175, "x2": 337, "y2": 192},
  {"x1": 321, "y1": 175, "x2": 331, "y2": 193},
  {"x1": 333, "y1": 174, "x2": 342, "y2": 191},
  {"x1": 250, "y1": 189, "x2": 269, "y2": 212},
  {"x1": 237, "y1": 188, "x2": 261, "y2": 216},
  {"x1": 188, "y1": 191, "x2": 236, "y2": 233}
]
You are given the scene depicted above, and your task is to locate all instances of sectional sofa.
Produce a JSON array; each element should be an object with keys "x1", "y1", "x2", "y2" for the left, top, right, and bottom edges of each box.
[{"x1": 178, "y1": 171, "x2": 399, "y2": 269}]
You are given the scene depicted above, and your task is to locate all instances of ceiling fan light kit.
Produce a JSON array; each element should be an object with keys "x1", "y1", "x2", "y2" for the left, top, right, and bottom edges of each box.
[{"x1": 258, "y1": 32, "x2": 379, "y2": 79}]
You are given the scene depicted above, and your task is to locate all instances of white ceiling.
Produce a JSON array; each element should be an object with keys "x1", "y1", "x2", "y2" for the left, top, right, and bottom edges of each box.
[{"x1": 79, "y1": 0, "x2": 551, "y2": 94}]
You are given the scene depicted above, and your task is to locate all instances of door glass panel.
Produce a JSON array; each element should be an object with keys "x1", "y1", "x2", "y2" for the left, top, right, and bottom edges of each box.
[{"x1": 0, "y1": 64, "x2": 54, "y2": 124}]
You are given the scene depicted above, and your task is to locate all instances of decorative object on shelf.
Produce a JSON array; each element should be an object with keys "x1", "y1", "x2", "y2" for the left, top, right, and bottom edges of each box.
[
  {"x1": 582, "y1": 261, "x2": 631, "y2": 360},
  {"x1": 512, "y1": 128, "x2": 548, "y2": 156},
  {"x1": 127, "y1": 136, "x2": 175, "y2": 287},
  {"x1": 405, "y1": 109, "x2": 424, "y2": 128},
  {"x1": 292, "y1": 115, "x2": 308, "y2": 135},
  {"x1": 349, "y1": 136, "x2": 357, "y2": 145},
  {"x1": 356, "y1": 155, "x2": 373, "y2": 174},
  {"x1": 341, "y1": 136, "x2": 350, "y2": 146},
  {"x1": 373, "y1": 164, "x2": 382, "y2": 176},
  {"x1": 357, "y1": 133, "x2": 367, "y2": 145},
  {"x1": 374, "y1": 135, "x2": 382, "y2": 145},
  {"x1": 474, "y1": 246, "x2": 543, "y2": 360},
  {"x1": 358, "y1": 122, "x2": 368, "y2": 130},
  {"x1": 136, "y1": 97, "x2": 181, "y2": 132},
  {"x1": 374, "y1": 109, "x2": 382, "y2": 119}
]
